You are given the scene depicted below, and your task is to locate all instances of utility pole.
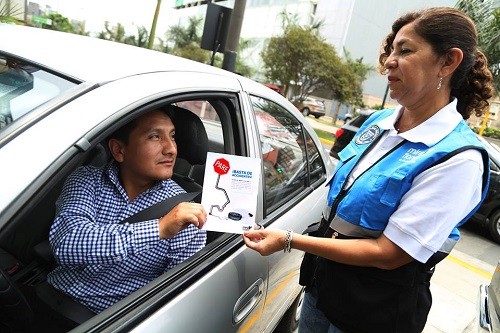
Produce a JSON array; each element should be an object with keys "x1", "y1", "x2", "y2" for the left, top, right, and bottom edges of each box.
[
  {"x1": 148, "y1": 0, "x2": 162, "y2": 49},
  {"x1": 222, "y1": 0, "x2": 246, "y2": 72}
]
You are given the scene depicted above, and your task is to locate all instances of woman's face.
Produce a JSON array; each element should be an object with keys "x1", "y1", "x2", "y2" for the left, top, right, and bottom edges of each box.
[{"x1": 384, "y1": 22, "x2": 444, "y2": 109}]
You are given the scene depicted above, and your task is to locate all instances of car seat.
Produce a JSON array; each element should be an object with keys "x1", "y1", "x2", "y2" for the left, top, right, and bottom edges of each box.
[{"x1": 168, "y1": 105, "x2": 209, "y2": 192}]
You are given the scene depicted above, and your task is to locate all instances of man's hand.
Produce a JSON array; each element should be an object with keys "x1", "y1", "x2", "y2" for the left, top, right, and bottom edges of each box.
[{"x1": 159, "y1": 202, "x2": 207, "y2": 239}]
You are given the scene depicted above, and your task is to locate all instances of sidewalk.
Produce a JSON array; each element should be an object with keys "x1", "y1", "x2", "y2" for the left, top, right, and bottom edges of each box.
[{"x1": 305, "y1": 116, "x2": 338, "y2": 134}]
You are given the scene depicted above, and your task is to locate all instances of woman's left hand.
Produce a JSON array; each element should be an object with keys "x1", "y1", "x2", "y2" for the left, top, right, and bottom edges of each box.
[{"x1": 243, "y1": 229, "x2": 286, "y2": 256}]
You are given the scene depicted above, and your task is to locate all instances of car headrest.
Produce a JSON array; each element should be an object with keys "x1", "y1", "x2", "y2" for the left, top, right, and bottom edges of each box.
[{"x1": 167, "y1": 105, "x2": 208, "y2": 165}]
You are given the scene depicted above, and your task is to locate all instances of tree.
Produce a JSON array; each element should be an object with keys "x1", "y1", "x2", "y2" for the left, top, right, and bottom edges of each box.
[
  {"x1": 97, "y1": 22, "x2": 149, "y2": 48},
  {"x1": 166, "y1": 16, "x2": 204, "y2": 49},
  {"x1": 0, "y1": 0, "x2": 23, "y2": 24},
  {"x1": 342, "y1": 49, "x2": 374, "y2": 106},
  {"x1": 98, "y1": 21, "x2": 127, "y2": 43},
  {"x1": 162, "y1": 16, "x2": 209, "y2": 62},
  {"x1": 42, "y1": 13, "x2": 75, "y2": 33},
  {"x1": 124, "y1": 26, "x2": 149, "y2": 48},
  {"x1": 234, "y1": 38, "x2": 255, "y2": 77},
  {"x1": 456, "y1": 0, "x2": 500, "y2": 94},
  {"x1": 261, "y1": 24, "x2": 346, "y2": 98}
]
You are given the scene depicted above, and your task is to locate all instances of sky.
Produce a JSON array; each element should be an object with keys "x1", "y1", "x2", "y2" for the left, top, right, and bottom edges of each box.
[{"x1": 33, "y1": 0, "x2": 176, "y2": 35}]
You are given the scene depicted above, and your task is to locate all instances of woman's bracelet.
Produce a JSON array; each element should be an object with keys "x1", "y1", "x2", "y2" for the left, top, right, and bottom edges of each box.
[{"x1": 284, "y1": 229, "x2": 293, "y2": 253}]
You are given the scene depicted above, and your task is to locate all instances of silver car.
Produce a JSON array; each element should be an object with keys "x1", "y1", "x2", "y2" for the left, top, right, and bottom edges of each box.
[
  {"x1": 477, "y1": 259, "x2": 500, "y2": 332},
  {"x1": 0, "y1": 24, "x2": 333, "y2": 333}
]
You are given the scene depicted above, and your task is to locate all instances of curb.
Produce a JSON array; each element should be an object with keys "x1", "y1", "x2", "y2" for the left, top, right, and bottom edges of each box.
[{"x1": 319, "y1": 137, "x2": 333, "y2": 146}]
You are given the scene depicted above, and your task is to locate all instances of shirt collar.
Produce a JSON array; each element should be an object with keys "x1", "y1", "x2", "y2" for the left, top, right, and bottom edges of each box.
[
  {"x1": 377, "y1": 98, "x2": 462, "y2": 146},
  {"x1": 105, "y1": 162, "x2": 165, "y2": 196}
]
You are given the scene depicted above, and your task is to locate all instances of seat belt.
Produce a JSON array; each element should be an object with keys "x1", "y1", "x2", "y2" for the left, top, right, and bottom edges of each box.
[{"x1": 120, "y1": 191, "x2": 201, "y2": 224}]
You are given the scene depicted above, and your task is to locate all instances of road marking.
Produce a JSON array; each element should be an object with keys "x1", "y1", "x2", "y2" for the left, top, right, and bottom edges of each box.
[
  {"x1": 319, "y1": 137, "x2": 333, "y2": 145},
  {"x1": 447, "y1": 254, "x2": 493, "y2": 279}
]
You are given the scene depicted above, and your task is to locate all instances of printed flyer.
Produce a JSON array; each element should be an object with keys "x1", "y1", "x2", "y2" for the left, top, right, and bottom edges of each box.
[{"x1": 201, "y1": 152, "x2": 261, "y2": 234}]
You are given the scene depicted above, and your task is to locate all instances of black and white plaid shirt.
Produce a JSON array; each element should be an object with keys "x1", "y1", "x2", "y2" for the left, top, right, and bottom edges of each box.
[{"x1": 47, "y1": 162, "x2": 206, "y2": 313}]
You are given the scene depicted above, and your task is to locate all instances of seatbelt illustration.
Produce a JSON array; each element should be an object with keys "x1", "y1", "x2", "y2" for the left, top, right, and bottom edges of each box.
[{"x1": 201, "y1": 153, "x2": 261, "y2": 233}]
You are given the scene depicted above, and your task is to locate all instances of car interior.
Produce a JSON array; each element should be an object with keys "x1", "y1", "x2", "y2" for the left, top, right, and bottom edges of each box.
[{"x1": 0, "y1": 99, "x2": 231, "y2": 332}]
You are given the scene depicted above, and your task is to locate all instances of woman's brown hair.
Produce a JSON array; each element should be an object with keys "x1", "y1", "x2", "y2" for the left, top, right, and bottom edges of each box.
[{"x1": 378, "y1": 7, "x2": 494, "y2": 119}]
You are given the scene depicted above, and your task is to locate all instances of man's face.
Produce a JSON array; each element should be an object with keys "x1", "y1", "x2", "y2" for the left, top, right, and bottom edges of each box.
[{"x1": 118, "y1": 110, "x2": 177, "y2": 187}]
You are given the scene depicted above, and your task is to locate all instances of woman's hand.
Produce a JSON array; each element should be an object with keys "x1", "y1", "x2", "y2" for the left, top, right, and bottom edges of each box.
[{"x1": 243, "y1": 228, "x2": 286, "y2": 256}]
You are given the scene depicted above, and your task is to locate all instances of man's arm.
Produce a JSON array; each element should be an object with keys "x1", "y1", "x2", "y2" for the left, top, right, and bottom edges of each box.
[{"x1": 49, "y1": 166, "x2": 161, "y2": 266}]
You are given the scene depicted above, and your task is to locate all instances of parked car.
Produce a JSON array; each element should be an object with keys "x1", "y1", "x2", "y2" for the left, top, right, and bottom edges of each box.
[
  {"x1": 291, "y1": 96, "x2": 326, "y2": 119},
  {"x1": 329, "y1": 109, "x2": 377, "y2": 159},
  {"x1": 477, "y1": 259, "x2": 500, "y2": 332},
  {"x1": 0, "y1": 24, "x2": 334, "y2": 333},
  {"x1": 469, "y1": 135, "x2": 500, "y2": 244},
  {"x1": 262, "y1": 83, "x2": 282, "y2": 95},
  {"x1": 328, "y1": 108, "x2": 500, "y2": 244},
  {"x1": 337, "y1": 112, "x2": 353, "y2": 123}
]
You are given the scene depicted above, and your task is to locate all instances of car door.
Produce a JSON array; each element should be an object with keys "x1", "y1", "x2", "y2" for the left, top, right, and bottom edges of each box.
[{"x1": 243, "y1": 92, "x2": 331, "y2": 331}]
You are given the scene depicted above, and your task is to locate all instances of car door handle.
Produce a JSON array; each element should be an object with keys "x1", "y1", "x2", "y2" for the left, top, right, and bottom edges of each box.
[{"x1": 232, "y1": 278, "x2": 264, "y2": 324}]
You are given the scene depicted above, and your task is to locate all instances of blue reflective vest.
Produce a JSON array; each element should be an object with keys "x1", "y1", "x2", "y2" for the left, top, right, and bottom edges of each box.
[{"x1": 328, "y1": 109, "x2": 489, "y2": 244}]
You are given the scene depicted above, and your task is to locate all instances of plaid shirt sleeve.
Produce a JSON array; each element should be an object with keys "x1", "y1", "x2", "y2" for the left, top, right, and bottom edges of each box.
[{"x1": 49, "y1": 167, "x2": 161, "y2": 266}]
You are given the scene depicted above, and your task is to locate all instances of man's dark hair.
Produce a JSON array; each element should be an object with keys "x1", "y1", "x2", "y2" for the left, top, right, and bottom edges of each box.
[{"x1": 108, "y1": 107, "x2": 174, "y2": 145}]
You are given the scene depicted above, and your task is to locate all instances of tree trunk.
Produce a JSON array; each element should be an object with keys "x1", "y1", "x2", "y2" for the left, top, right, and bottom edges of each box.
[{"x1": 330, "y1": 100, "x2": 341, "y2": 125}]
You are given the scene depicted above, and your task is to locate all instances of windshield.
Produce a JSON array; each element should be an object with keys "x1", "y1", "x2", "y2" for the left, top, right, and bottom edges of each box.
[{"x1": 0, "y1": 55, "x2": 76, "y2": 132}]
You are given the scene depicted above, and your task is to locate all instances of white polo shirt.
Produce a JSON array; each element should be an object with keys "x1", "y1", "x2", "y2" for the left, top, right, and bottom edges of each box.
[{"x1": 347, "y1": 99, "x2": 484, "y2": 263}]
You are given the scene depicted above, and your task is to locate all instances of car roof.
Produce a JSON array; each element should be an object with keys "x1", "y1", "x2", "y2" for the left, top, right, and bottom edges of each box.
[{"x1": 0, "y1": 24, "x2": 228, "y2": 83}]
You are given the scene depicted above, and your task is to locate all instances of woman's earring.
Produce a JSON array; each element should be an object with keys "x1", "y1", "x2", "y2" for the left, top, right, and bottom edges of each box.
[{"x1": 437, "y1": 77, "x2": 443, "y2": 90}]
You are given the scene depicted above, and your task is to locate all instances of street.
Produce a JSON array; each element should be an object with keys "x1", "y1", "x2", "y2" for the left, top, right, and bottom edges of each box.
[{"x1": 303, "y1": 116, "x2": 500, "y2": 333}]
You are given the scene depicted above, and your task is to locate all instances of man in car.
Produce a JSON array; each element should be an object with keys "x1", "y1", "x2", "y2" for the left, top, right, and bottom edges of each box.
[{"x1": 47, "y1": 107, "x2": 207, "y2": 314}]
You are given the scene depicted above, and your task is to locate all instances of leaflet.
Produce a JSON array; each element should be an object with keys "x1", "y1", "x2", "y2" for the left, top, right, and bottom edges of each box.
[{"x1": 201, "y1": 152, "x2": 261, "y2": 234}]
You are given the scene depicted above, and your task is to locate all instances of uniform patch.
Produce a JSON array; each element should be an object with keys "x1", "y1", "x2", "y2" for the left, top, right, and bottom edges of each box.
[{"x1": 355, "y1": 125, "x2": 380, "y2": 145}]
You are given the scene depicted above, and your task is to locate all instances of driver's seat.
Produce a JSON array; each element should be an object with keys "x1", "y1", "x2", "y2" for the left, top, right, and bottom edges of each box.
[{"x1": 168, "y1": 105, "x2": 208, "y2": 192}]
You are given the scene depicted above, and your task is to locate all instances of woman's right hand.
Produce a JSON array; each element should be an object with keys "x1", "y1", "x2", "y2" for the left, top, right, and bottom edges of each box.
[{"x1": 243, "y1": 228, "x2": 286, "y2": 256}]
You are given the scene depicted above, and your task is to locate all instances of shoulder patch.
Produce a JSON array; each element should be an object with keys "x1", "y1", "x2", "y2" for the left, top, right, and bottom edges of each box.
[{"x1": 355, "y1": 125, "x2": 380, "y2": 145}]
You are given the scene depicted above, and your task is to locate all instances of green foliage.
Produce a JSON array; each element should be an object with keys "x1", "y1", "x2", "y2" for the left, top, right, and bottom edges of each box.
[
  {"x1": 314, "y1": 128, "x2": 335, "y2": 142},
  {"x1": 261, "y1": 23, "x2": 369, "y2": 106},
  {"x1": 163, "y1": 15, "x2": 254, "y2": 74},
  {"x1": 166, "y1": 16, "x2": 203, "y2": 49},
  {"x1": 98, "y1": 21, "x2": 127, "y2": 42},
  {"x1": 97, "y1": 22, "x2": 148, "y2": 47},
  {"x1": 476, "y1": 126, "x2": 500, "y2": 139},
  {"x1": 173, "y1": 42, "x2": 210, "y2": 63},
  {"x1": 163, "y1": 17, "x2": 210, "y2": 63},
  {"x1": 234, "y1": 38, "x2": 255, "y2": 77},
  {"x1": 42, "y1": 13, "x2": 75, "y2": 33},
  {"x1": 261, "y1": 25, "x2": 339, "y2": 97},
  {"x1": 342, "y1": 49, "x2": 375, "y2": 106},
  {"x1": 124, "y1": 26, "x2": 149, "y2": 47},
  {"x1": 0, "y1": 0, "x2": 23, "y2": 24},
  {"x1": 456, "y1": 0, "x2": 500, "y2": 94}
]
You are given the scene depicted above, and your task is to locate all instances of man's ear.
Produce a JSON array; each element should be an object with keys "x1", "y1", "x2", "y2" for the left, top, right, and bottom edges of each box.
[
  {"x1": 108, "y1": 138, "x2": 125, "y2": 163},
  {"x1": 439, "y1": 47, "x2": 464, "y2": 78}
]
